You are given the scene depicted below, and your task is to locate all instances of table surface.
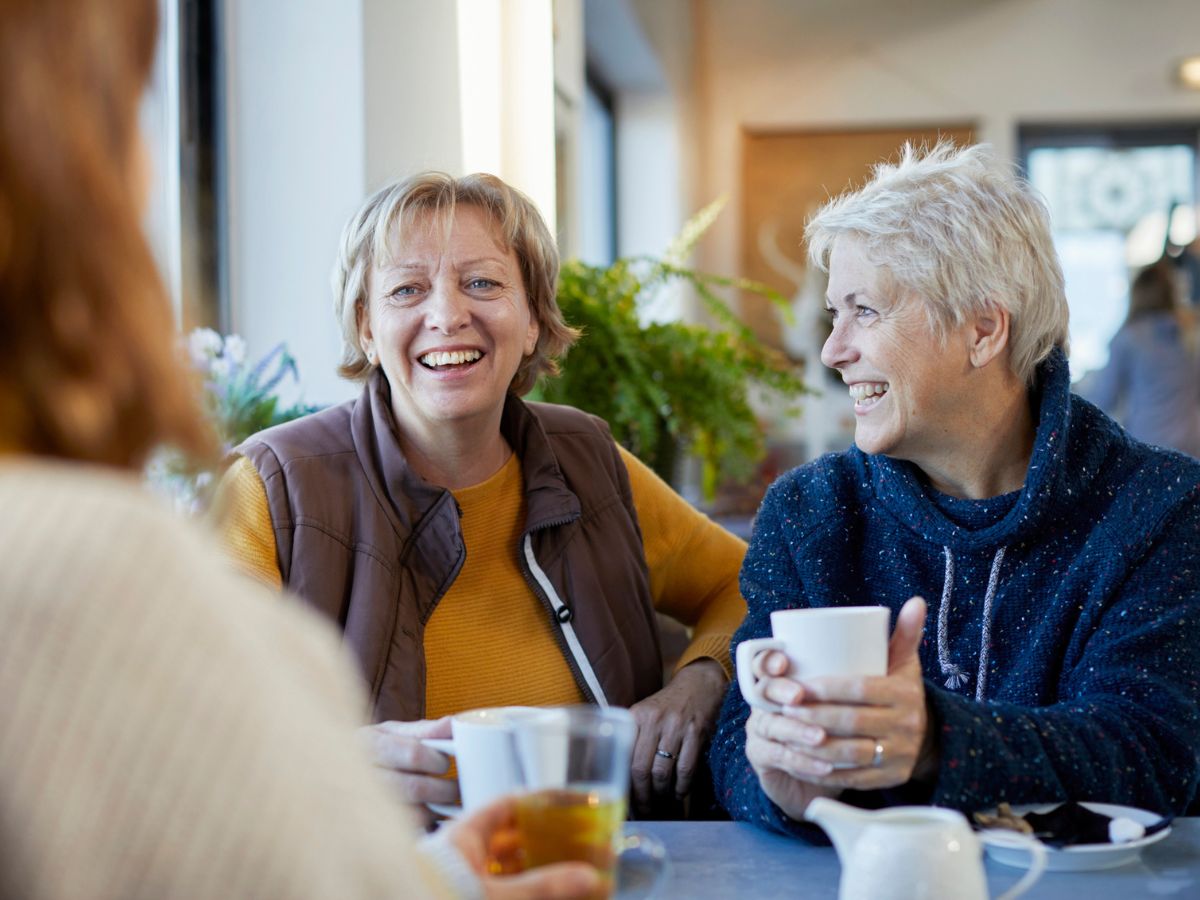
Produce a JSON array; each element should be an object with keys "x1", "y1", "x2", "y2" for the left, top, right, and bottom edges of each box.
[{"x1": 633, "y1": 818, "x2": 1200, "y2": 899}]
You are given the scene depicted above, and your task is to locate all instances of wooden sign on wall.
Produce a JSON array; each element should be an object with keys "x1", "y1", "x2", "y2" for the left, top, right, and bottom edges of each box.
[{"x1": 739, "y1": 124, "x2": 975, "y2": 348}]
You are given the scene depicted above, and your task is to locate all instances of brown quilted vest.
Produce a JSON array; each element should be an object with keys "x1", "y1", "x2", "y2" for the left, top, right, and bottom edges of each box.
[{"x1": 237, "y1": 371, "x2": 663, "y2": 722}]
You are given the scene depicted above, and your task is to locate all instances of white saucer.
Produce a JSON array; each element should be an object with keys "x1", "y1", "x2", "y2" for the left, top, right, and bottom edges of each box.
[{"x1": 979, "y1": 802, "x2": 1171, "y2": 872}]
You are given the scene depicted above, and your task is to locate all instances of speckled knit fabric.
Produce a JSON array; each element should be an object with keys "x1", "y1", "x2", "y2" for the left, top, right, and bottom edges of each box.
[{"x1": 711, "y1": 348, "x2": 1200, "y2": 837}]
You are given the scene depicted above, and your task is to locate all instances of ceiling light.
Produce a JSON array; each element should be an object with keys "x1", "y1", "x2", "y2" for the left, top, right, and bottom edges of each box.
[{"x1": 1178, "y1": 56, "x2": 1200, "y2": 90}]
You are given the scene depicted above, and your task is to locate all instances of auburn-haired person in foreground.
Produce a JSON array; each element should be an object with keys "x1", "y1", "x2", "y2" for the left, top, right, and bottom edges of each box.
[{"x1": 0, "y1": 1, "x2": 598, "y2": 897}]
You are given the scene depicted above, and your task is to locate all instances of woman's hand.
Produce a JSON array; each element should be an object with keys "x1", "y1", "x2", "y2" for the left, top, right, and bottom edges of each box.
[
  {"x1": 437, "y1": 796, "x2": 602, "y2": 899},
  {"x1": 359, "y1": 717, "x2": 460, "y2": 825},
  {"x1": 628, "y1": 657, "x2": 727, "y2": 812},
  {"x1": 744, "y1": 597, "x2": 932, "y2": 820}
]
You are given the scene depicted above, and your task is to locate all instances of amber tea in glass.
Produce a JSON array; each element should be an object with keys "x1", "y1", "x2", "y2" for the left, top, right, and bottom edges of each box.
[
  {"x1": 515, "y1": 787, "x2": 627, "y2": 891},
  {"x1": 509, "y1": 707, "x2": 666, "y2": 898}
]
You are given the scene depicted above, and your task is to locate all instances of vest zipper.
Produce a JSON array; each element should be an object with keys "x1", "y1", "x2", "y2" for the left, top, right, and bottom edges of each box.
[{"x1": 517, "y1": 522, "x2": 607, "y2": 706}]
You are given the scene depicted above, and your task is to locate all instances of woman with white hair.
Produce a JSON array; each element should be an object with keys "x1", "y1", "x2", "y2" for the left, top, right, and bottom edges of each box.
[{"x1": 711, "y1": 142, "x2": 1200, "y2": 833}]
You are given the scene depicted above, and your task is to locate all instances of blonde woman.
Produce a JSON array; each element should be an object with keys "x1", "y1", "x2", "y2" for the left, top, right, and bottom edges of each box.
[{"x1": 216, "y1": 172, "x2": 748, "y2": 819}]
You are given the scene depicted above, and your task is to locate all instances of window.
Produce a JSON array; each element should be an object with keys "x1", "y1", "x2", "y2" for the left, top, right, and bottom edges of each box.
[
  {"x1": 575, "y1": 73, "x2": 617, "y2": 267},
  {"x1": 1020, "y1": 125, "x2": 1200, "y2": 378}
]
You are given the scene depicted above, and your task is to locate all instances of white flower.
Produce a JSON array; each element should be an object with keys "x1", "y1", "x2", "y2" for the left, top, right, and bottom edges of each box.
[
  {"x1": 222, "y1": 334, "x2": 248, "y2": 366},
  {"x1": 187, "y1": 328, "x2": 224, "y2": 367},
  {"x1": 209, "y1": 356, "x2": 233, "y2": 380}
]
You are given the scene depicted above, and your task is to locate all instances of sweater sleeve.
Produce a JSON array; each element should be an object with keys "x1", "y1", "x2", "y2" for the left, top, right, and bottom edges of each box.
[
  {"x1": 618, "y1": 445, "x2": 747, "y2": 679},
  {"x1": 928, "y1": 495, "x2": 1200, "y2": 816},
  {"x1": 209, "y1": 454, "x2": 284, "y2": 590},
  {"x1": 0, "y1": 468, "x2": 464, "y2": 899},
  {"x1": 707, "y1": 477, "x2": 824, "y2": 838}
]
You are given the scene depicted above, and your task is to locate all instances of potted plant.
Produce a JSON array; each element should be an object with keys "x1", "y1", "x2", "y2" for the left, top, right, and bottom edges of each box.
[
  {"x1": 535, "y1": 200, "x2": 806, "y2": 501},
  {"x1": 147, "y1": 329, "x2": 321, "y2": 512}
]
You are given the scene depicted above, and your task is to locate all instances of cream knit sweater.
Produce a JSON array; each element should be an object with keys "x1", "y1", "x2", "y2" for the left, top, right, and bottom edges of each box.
[{"x1": 0, "y1": 459, "x2": 473, "y2": 899}]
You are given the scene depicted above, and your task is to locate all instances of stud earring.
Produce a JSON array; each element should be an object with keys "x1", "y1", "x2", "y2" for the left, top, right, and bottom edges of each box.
[{"x1": 366, "y1": 349, "x2": 376, "y2": 365}]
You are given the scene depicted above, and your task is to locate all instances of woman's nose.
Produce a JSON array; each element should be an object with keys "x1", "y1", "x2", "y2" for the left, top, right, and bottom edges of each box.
[
  {"x1": 425, "y1": 281, "x2": 471, "y2": 333},
  {"x1": 820, "y1": 322, "x2": 857, "y2": 370}
]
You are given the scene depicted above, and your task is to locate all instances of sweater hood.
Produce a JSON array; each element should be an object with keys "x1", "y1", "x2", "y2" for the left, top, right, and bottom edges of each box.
[{"x1": 863, "y1": 346, "x2": 1078, "y2": 550}]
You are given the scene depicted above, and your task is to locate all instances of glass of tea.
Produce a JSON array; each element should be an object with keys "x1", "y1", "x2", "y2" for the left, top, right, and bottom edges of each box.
[{"x1": 509, "y1": 706, "x2": 668, "y2": 899}]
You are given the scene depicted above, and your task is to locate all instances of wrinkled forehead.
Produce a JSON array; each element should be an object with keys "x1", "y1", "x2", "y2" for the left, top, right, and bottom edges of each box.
[
  {"x1": 372, "y1": 201, "x2": 511, "y2": 268},
  {"x1": 827, "y1": 234, "x2": 902, "y2": 298}
]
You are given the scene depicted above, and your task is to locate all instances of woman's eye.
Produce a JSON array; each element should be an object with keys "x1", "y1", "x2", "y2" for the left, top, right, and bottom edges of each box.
[
  {"x1": 468, "y1": 278, "x2": 499, "y2": 291},
  {"x1": 824, "y1": 307, "x2": 838, "y2": 322},
  {"x1": 388, "y1": 284, "x2": 421, "y2": 298},
  {"x1": 855, "y1": 305, "x2": 877, "y2": 319}
]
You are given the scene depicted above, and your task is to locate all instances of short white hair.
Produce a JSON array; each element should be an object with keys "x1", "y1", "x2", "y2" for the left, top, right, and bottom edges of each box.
[{"x1": 806, "y1": 141, "x2": 1068, "y2": 386}]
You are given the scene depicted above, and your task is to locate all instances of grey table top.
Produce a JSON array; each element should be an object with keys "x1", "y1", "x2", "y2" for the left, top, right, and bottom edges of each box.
[{"x1": 633, "y1": 819, "x2": 1200, "y2": 899}]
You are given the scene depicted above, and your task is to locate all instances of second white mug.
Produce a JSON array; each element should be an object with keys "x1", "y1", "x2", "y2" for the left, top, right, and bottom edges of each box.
[{"x1": 422, "y1": 705, "x2": 541, "y2": 812}]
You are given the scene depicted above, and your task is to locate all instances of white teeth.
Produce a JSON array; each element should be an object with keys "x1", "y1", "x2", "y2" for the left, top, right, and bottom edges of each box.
[
  {"x1": 420, "y1": 349, "x2": 482, "y2": 367},
  {"x1": 849, "y1": 382, "x2": 889, "y2": 404}
]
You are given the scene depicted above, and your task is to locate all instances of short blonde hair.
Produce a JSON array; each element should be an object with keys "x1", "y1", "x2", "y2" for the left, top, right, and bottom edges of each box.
[
  {"x1": 806, "y1": 142, "x2": 1069, "y2": 386},
  {"x1": 332, "y1": 172, "x2": 579, "y2": 395}
]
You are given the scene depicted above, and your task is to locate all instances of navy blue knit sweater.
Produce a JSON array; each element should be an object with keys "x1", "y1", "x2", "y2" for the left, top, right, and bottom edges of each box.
[{"x1": 711, "y1": 348, "x2": 1200, "y2": 835}]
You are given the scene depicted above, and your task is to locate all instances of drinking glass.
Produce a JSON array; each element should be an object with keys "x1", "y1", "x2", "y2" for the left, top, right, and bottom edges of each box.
[{"x1": 509, "y1": 706, "x2": 668, "y2": 899}]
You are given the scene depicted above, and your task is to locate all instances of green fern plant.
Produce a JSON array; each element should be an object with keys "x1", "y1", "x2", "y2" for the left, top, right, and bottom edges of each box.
[{"x1": 535, "y1": 200, "x2": 806, "y2": 500}]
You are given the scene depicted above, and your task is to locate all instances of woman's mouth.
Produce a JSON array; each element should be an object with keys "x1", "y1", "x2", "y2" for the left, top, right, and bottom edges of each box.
[
  {"x1": 418, "y1": 349, "x2": 483, "y2": 371},
  {"x1": 849, "y1": 381, "x2": 889, "y2": 409}
]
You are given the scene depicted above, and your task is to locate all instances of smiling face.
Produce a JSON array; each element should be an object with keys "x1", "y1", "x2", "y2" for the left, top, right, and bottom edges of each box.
[
  {"x1": 359, "y1": 205, "x2": 539, "y2": 440},
  {"x1": 820, "y1": 236, "x2": 979, "y2": 467}
]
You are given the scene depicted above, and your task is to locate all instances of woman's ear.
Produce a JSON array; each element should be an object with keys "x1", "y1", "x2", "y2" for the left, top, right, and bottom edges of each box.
[
  {"x1": 524, "y1": 316, "x2": 540, "y2": 356},
  {"x1": 357, "y1": 301, "x2": 376, "y2": 365},
  {"x1": 969, "y1": 304, "x2": 1011, "y2": 369}
]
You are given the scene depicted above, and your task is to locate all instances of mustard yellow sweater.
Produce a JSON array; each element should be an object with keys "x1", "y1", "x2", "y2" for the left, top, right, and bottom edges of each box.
[{"x1": 215, "y1": 445, "x2": 746, "y2": 718}]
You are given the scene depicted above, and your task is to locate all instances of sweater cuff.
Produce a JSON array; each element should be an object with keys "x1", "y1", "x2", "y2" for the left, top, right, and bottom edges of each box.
[
  {"x1": 675, "y1": 634, "x2": 734, "y2": 680},
  {"x1": 417, "y1": 832, "x2": 484, "y2": 900}
]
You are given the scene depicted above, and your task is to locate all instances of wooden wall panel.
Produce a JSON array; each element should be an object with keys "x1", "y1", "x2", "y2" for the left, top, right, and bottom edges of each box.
[{"x1": 739, "y1": 125, "x2": 975, "y2": 346}]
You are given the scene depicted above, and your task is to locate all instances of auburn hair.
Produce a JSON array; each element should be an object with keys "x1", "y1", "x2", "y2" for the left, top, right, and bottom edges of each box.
[{"x1": 0, "y1": 0, "x2": 214, "y2": 469}]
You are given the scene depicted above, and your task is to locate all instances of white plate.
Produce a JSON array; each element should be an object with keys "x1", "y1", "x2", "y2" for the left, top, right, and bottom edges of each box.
[
  {"x1": 979, "y1": 802, "x2": 1172, "y2": 872},
  {"x1": 428, "y1": 803, "x2": 463, "y2": 819}
]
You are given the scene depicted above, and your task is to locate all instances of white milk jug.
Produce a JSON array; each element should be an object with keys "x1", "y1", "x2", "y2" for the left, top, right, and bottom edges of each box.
[{"x1": 805, "y1": 797, "x2": 1046, "y2": 900}]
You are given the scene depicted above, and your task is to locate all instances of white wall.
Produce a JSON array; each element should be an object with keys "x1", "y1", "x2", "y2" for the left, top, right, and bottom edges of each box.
[
  {"x1": 142, "y1": 0, "x2": 182, "y2": 314},
  {"x1": 691, "y1": 0, "x2": 1200, "y2": 282},
  {"x1": 364, "y1": 0, "x2": 463, "y2": 192},
  {"x1": 225, "y1": 0, "x2": 366, "y2": 406},
  {"x1": 616, "y1": 0, "x2": 696, "y2": 267}
]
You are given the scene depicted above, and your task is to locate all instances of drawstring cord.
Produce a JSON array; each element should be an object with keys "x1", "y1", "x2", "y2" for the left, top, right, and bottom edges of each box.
[{"x1": 936, "y1": 546, "x2": 1006, "y2": 701}]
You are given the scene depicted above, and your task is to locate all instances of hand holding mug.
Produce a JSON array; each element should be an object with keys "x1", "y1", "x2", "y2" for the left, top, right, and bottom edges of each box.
[
  {"x1": 359, "y1": 717, "x2": 460, "y2": 821},
  {"x1": 421, "y1": 706, "x2": 541, "y2": 814},
  {"x1": 741, "y1": 599, "x2": 933, "y2": 819}
]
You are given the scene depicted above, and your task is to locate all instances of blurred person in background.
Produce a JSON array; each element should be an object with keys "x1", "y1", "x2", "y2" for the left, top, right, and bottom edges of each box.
[
  {"x1": 1081, "y1": 261, "x2": 1200, "y2": 457},
  {"x1": 214, "y1": 172, "x2": 747, "y2": 821},
  {"x1": 0, "y1": 1, "x2": 600, "y2": 896}
]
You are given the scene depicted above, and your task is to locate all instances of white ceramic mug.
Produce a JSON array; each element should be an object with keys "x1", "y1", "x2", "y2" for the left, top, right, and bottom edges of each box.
[
  {"x1": 422, "y1": 706, "x2": 541, "y2": 812},
  {"x1": 736, "y1": 606, "x2": 890, "y2": 713}
]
